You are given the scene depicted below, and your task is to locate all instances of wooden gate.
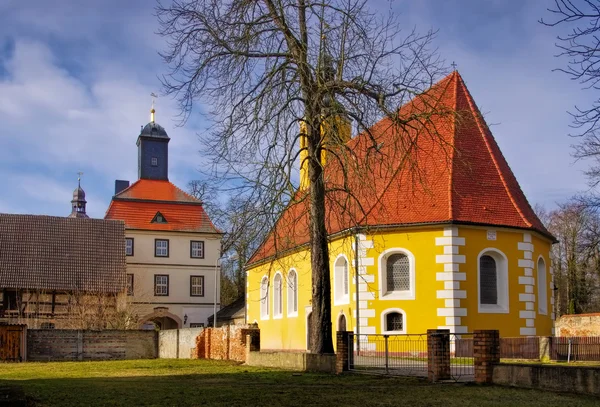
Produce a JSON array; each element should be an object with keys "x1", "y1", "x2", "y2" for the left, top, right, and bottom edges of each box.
[{"x1": 0, "y1": 325, "x2": 26, "y2": 362}]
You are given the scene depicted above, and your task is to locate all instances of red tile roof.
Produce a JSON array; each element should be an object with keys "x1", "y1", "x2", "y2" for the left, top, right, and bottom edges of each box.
[
  {"x1": 105, "y1": 179, "x2": 220, "y2": 233},
  {"x1": 248, "y1": 71, "x2": 553, "y2": 265}
]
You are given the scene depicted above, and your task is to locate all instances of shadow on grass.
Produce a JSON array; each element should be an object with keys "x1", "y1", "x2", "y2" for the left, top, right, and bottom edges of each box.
[{"x1": 1, "y1": 368, "x2": 599, "y2": 407}]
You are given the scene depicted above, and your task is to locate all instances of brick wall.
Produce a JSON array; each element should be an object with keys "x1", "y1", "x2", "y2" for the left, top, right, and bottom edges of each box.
[
  {"x1": 194, "y1": 325, "x2": 258, "y2": 362},
  {"x1": 27, "y1": 329, "x2": 157, "y2": 361},
  {"x1": 555, "y1": 314, "x2": 600, "y2": 336},
  {"x1": 473, "y1": 330, "x2": 500, "y2": 384}
]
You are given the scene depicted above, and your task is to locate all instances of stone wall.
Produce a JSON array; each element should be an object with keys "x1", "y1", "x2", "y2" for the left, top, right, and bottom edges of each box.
[
  {"x1": 555, "y1": 313, "x2": 600, "y2": 336},
  {"x1": 493, "y1": 363, "x2": 600, "y2": 396},
  {"x1": 246, "y1": 351, "x2": 336, "y2": 373},
  {"x1": 27, "y1": 329, "x2": 157, "y2": 361},
  {"x1": 158, "y1": 328, "x2": 204, "y2": 359},
  {"x1": 195, "y1": 325, "x2": 258, "y2": 362}
]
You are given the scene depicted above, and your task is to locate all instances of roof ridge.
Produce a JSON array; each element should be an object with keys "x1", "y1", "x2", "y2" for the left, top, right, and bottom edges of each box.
[
  {"x1": 456, "y1": 75, "x2": 533, "y2": 228},
  {"x1": 448, "y1": 72, "x2": 458, "y2": 220}
]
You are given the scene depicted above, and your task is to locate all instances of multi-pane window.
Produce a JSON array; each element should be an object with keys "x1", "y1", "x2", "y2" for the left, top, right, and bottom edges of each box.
[
  {"x1": 273, "y1": 274, "x2": 282, "y2": 317},
  {"x1": 343, "y1": 260, "x2": 349, "y2": 296},
  {"x1": 40, "y1": 322, "x2": 55, "y2": 329},
  {"x1": 127, "y1": 274, "x2": 134, "y2": 296},
  {"x1": 386, "y1": 312, "x2": 403, "y2": 332},
  {"x1": 287, "y1": 269, "x2": 298, "y2": 315},
  {"x1": 190, "y1": 241, "x2": 204, "y2": 258},
  {"x1": 538, "y1": 258, "x2": 548, "y2": 315},
  {"x1": 151, "y1": 157, "x2": 158, "y2": 167},
  {"x1": 260, "y1": 276, "x2": 269, "y2": 318},
  {"x1": 190, "y1": 275, "x2": 204, "y2": 297},
  {"x1": 155, "y1": 239, "x2": 169, "y2": 257},
  {"x1": 480, "y1": 255, "x2": 498, "y2": 305},
  {"x1": 125, "y1": 238, "x2": 134, "y2": 256},
  {"x1": 154, "y1": 274, "x2": 169, "y2": 296},
  {"x1": 386, "y1": 254, "x2": 410, "y2": 292},
  {"x1": 190, "y1": 323, "x2": 204, "y2": 328}
]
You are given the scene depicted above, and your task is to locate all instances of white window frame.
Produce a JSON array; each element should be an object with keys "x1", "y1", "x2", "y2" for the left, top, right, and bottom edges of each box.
[
  {"x1": 125, "y1": 238, "x2": 134, "y2": 256},
  {"x1": 151, "y1": 157, "x2": 158, "y2": 167},
  {"x1": 154, "y1": 274, "x2": 169, "y2": 296},
  {"x1": 190, "y1": 241, "x2": 204, "y2": 258},
  {"x1": 333, "y1": 254, "x2": 350, "y2": 305},
  {"x1": 260, "y1": 276, "x2": 269, "y2": 320},
  {"x1": 273, "y1": 272, "x2": 283, "y2": 319},
  {"x1": 155, "y1": 239, "x2": 169, "y2": 257},
  {"x1": 477, "y1": 248, "x2": 509, "y2": 314},
  {"x1": 537, "y1": 256, "x2": 548, "y2": 315},
  {"x1": 190, "y1": 275, "x2": 204, "y2": 297},
  {"x1": 381, "y1": 308, "x2": 407, "y2": 334},
  {"x1": 287, "y1": 269, "x2": 298, "y2": 317},
  {"x1": 378, "y1": 248, "x2": 416, "y2": 300}
]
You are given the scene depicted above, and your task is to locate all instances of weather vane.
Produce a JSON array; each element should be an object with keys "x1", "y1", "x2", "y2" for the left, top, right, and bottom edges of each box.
[
  {"x1": 77, "y1": 171, "x2": 84, "y2": 186},
  {"x1": 451, "y1": 61, "x2": 457, "y2": 70},
  {"x1": 150, "y1": 92, "x2": 158, "y2": 122}
]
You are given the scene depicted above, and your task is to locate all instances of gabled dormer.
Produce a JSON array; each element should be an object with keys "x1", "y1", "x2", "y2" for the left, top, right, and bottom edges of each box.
[{"x1": 151, "y1": 211, "x2": 168, "y2": 224}]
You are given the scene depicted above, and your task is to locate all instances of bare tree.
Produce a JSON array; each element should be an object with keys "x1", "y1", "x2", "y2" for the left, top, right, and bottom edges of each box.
[
  {"x1": 157, "y1": 0, "x2": 447, "y2": 353},
  {"x1": 188, "y1": 180, "x2": 271, "y2": 305},
  {"x1": 541, "y1": 1, "x2": 600, "y2": 188}
]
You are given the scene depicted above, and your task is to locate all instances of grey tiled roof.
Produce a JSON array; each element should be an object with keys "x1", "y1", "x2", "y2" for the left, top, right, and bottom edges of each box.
[{"x1": 0, "y1": 214, "x2": 126, "y2": 293}]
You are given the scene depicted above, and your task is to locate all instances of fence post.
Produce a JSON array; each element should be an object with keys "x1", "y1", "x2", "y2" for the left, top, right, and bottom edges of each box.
[
  {"x1": 77, "y1": 330, "x2": 83, "y2": 361},
  {"x1": 473, "y1": 330, "x2": 499, "y2": 384},
  {"x1": 384, "y1": 335, "x2": 389, "y2": 374},
  {"x1": 348, "y1": 332, "x2": 354, "y2": 370},
  {"x1": 336, "y1": 331, "x2": 350, "y2": 373},
  {"x1": 427, "y1": 329, "x2": 451, "y2": 382}
]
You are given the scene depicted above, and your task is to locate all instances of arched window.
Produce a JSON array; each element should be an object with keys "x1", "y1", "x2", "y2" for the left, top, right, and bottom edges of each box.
[
  {"x1": 538, "y1": 257, "x2": 548, "y2": 315},
  {"x1": 381, "y1": 308, "x2": 406, "y2": 334},
  {"x1": 260, "y1": 276, "x2": 269, "y2": 319},
  {"x1": 287, "y1": 269, "x2": 298, "y2": 316},
  {"x1": 378, "y1": 249, "x2": 416, "y2": 300},
  {"x1": 478, "y1": 249, "x2": 509, "y2": 313},
  {"x1": 334, "y1": 255, "x2": 350, "y2": 304},
  {"x1": 273, "y1": 273, "x2": 283, "y2": 318},
  {"x1": 387, "y1": 254, "x2": 410, "y2": 292},
  {"x1": 480, "y1": 255, "x2": 497, "y2": 305}
]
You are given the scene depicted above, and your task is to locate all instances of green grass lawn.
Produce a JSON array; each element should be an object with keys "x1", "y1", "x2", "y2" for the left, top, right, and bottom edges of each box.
[{"x1": 0, "y1": 359, "x2": 598, "y2": 406}]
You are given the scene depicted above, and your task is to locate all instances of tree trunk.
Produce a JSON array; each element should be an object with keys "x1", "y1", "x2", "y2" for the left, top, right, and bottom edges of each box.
[{"x1": 307, "y1": 122, "x2": 334, "y2": 354}]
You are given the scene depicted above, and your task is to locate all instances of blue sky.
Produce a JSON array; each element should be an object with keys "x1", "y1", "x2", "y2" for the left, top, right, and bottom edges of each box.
[{"x1": 0, "y1": 0, "x2": 593, "y2": 218}]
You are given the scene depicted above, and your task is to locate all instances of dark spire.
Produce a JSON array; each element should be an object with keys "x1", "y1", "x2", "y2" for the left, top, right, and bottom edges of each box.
[{"x1": 68, "y1": 172, "x2": 89, "y2": 218}]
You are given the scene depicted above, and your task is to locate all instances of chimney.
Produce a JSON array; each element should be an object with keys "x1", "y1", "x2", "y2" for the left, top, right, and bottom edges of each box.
[{"x1": 114, "y1": 180, "x2": 130, "y2": 195}]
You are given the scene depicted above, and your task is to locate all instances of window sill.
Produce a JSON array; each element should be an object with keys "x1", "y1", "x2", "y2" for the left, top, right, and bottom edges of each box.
[
  {"x1": 478, "y1": 304, "x2": 509, "y2": 314},
  {"x1": 260, "y1": 315, "x2": 270, "y2": 321},
  {"x1": 287, "y1": 312, "x2": 298, "y2": 318},
  {"x1": 382, "y1": 329, "x2": 406, "y2": 335},
  {"x1": 334, "y1": 296, "x2": 350, "y2": 306},
  {"x1": 381, "y1": 291, "x2": 415, "y2": 301},
  {"x1": 273, "y1": 314, "x2": 283, "y2": 320}
]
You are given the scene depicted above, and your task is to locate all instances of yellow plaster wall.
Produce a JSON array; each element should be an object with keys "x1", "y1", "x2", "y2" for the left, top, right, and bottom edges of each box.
[{"x1": 246, "y1": 225, "x2": 555, "y2": 351}]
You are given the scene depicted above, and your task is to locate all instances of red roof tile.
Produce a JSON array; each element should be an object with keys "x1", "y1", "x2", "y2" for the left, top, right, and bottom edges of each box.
[
  {"x1": 105, "y1": 179, "x2": 220, "y2": 233},
  {"x1": 248, "y1": 71, "x2": 552, "y2": 265}
]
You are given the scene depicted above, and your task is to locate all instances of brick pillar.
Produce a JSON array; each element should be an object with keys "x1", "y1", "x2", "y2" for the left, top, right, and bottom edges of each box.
[
  {"x1": 473, "y1": 330, "x2": 500, "y2": 384},
  {"x1": 336, "y1": 331, "x2": 350, "y2": 374},
  {"x1": 427, "y1": 329, "x2": 451, "y2": 382}
]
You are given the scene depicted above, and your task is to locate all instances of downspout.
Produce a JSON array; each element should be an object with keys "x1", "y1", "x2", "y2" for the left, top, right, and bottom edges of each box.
[{"x1": 354, "y1": 231, "x2": 360, "y2": 353}]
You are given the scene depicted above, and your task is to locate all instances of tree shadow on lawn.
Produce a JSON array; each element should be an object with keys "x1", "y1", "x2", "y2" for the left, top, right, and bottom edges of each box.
[{"x1": 1, "y1": 371, "x2": 599, "y2": 407}]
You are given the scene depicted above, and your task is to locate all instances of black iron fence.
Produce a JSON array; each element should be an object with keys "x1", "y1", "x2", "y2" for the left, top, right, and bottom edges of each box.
[{"x1": 348, "y1": 332, "x2": 474, "y2": 381}]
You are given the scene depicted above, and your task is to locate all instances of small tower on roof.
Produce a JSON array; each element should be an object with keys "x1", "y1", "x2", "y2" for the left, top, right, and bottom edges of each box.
[
  {"x1": 137, "y1": 93, "x2": 170, "y2": 181},
  {"x1": 68, "y1": 172, "x2": 89, "y2": 218}
]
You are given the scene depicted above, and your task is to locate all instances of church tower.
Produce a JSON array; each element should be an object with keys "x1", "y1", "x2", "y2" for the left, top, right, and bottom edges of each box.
[
  {"x1": 137, "y1": 104, "x2": 170, "y2": 180},
  {"x1": 299, "y1": 38, "x2": 351, "y2": 189},
  {"x1": 68, "y1": 174, "x2": 89, "y2": 218}
]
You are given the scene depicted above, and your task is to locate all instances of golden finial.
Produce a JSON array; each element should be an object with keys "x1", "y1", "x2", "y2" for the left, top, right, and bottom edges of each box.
[
  {"x1": 77, "y1": 171, "x2": 83, "y2": 187},
  {"x1": 150, "y1": 92, "x2": 158, "y2": 122}
]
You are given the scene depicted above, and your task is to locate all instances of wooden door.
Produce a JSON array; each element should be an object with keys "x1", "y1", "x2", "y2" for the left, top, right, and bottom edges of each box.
[{"x1": 0, "y1": 325, "x2": 25, "y2": 362}]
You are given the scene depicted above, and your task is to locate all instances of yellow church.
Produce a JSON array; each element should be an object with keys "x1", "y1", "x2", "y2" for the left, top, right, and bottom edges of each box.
[{"x1": 245, "y1": 71, "x2": 556, "y2": 351}]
